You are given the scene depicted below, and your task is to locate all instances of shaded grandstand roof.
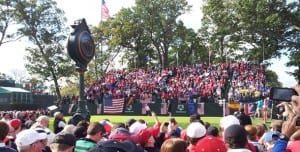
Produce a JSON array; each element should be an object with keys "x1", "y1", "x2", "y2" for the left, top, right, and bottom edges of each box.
[{"x1": 0, "y1": 87, "x2": 30, "y2": 93}]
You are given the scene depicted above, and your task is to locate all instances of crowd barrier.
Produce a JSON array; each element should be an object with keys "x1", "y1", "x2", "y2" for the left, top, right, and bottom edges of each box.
[{"x1": 62, "y1": 99, "x2": 224, "y2": 117}]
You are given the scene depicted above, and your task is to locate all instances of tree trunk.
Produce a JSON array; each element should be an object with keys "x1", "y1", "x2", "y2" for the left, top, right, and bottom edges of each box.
[{"x1": 51, "y1": 69, "x2": 62, "y2": 107}]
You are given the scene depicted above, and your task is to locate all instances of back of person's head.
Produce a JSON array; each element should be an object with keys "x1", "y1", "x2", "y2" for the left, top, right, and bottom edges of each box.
[
  {"x1": 36, "y1": 115, "x2": 49, "y2": 123},
  {"x1": 28, "y1": 112, "x2": 37, "y2": 120},
  {"x1": 36, "y1": 115, "x2": 49, "y2": 127},
  {"x1": 112, "y1": 123, "x2": 126, "y2": 130},
  {"x1": 0, "y1": 121, "x2": 9, "y2": 141},
  {"x1": 137, "y1": 119, "x2": 146, "y2": 124},
  {"x1": 126, "y1": 119, "x2": 136, "y2": 129},
  {"x1": 87, "y1": 122, "x2": 105, "y2": 136},
  {"x1": 244, "y1": 125, "x2": 257, "y2": 140},
  {"x1": 74, "y1": 126, "x2": 87, "y2": 139},
  {"x1": 54, "y1": 111, "x2": 63, "y2": 118},
  {"x1": 189, "y1": 114, "x2": 201, "y2": 123},
  {"x1": 61, "y1": 124, "x2": 76, "y2": 134},
  {"x1": 76, "y1": 120, "x2": 89, "y2": 128},
  {"x1": 169, "y1": 118, "x2": 177, "y2": 125},
  {"x1": 90, "y1": 139, "x2": 137, "y2": 152},
  {"x1": 50, "y1": 133, "x2": 76, "y2": 152},
  {"x1": 207, "y1": 126, "x2": 219, "y2": 137},
  {"x1": 224, "y1": 124, "x2": 248, "y2": 149},
  {"x1": 270, "y1": 120, "x2": 283, "y2": 132},
  {"x1": 255, "y1": 123, "x2": 266, "y2": 139},
  {"x1": 161, "y1": 138, "x2": 187, "y2": 152}
]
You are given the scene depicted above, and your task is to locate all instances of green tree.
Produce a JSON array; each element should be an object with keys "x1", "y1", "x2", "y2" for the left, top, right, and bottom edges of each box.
[
  {"x1": 286, "y1": 50, "x2": 300, "y2": 83},
  {"x1": 14, "y1": 0, "x2": 75, "y2": 105},
  {"x1": 135, "y1": 0, "x2": 191, "y2": 68},
  {"x1": 96, "y1": 8, "x2": 153, "y2": 70},
  {"x1": 200, "y1": 0, "x2": 240, "y2": 63},
  {"x1": 265, "y1": 70, "x2": 282, "y2": 87},
  {"x1": 60, "y1": 80, "x2": 78, "y2": 97},
  {"x1": 113, "y1": 8, "x2": 153, "y2": 68},
  {"x1": 233, "y1": 0, "x2": 299, "y2": 62},
  {"x1": 0, "y1": 0, "x2": 21, "y2": 47},
  {"x1": 90, "y1": 18, "x2": 124, "y2": 78},
  {"x1": 171, "y1": 21, "x2": 207, "y2": 66},
  {"x1": 201, "y1": 0, "x2": 299, "y2": 83}
]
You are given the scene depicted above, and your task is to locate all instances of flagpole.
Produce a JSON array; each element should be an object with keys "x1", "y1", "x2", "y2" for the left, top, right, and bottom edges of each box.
[
  {"x1": 99, "y1": 0, "x2": 104, "y2": 76},
  {"x1": 176, "y1": 51, "x2": 178, "y2": 67},
  {"x1": 208, "y1": 46, "x2": 211, "y2": 65},
  {"x1": 209, "y1": 54, "x2": 210, "y2": 66},
  {"x1": 94, "y1": 0, "x2": 103, "y2": 80}
]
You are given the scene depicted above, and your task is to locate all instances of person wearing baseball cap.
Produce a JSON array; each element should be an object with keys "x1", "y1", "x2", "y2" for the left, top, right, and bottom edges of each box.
[
  {"x1": 195, "y1": 135, "x2": 227, "y2": 152},
  {"x1": 219, "y1": 115, "x2": 240, "y2": 133},
  {"x1": 15, "y1": 129, "x2": 46, "y2": 152},
  {"x1": 50, "y1": 132, "x2": 76, "y2": 152},
  {"x1": 186, "y1": 122, "x2": 206, "y2": 152},
  {"x1": 224, "y1": 124, "x2": 251, "y2": 152},
  {"x1": 89, "y1": 139, "x2": 137, "y2": 152},
  {"x1": 9, "y1": 119, "x2": 21, "y2": 132}
]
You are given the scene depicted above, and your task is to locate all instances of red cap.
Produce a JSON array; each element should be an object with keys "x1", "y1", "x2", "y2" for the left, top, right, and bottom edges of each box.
[
  {"x1": 195, "y1": 135, "x2": 227, "y2": 152},
  {"x1": 9, "y1": 119, "x2": 21, "y2": 130}
]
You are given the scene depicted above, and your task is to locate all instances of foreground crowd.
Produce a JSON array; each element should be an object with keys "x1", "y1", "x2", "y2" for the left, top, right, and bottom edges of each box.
[{"x1": 1, "y1": 85, "x2": 300, "y2": 152}]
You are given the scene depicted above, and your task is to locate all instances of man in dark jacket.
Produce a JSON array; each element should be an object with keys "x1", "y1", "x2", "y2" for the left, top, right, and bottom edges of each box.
[
  {"x1": 236, "y1": 107, "x2": 252, "y2": 126},
  {"x1": 53, "y1": 112, "x2": 66, "y2": 134}
]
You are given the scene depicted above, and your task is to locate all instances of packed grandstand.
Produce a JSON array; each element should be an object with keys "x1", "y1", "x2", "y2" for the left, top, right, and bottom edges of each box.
[{"x1": 83, "y1": 62, "x2": 267, "y2": 104}]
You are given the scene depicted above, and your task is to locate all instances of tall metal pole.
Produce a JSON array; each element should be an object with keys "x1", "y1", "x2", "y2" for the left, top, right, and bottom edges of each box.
[
  {"x1": 223, "y1": 99, "x2": 226, "y2": 116},
  {"x1": 192, "y1": 49, "x2": 195, "y2": 64},
  {"x1": 76, "y1": 68, "x2": 87, "y2": 114},
  {"x1": 161, "y1": 54, "x2": 164, "y2": 69},
  {"x1": 209, "y1": 52, "x2": 211, "y2": 66},
  {"x1": 262, "y1": 41, "x2": 265, "y2": 62},
  {"x1": 67, "y1": 19, "x2": 95, "y2": 124},
  {"x1": 176, "y1": 51, "x2": 178, "y2": 67}
]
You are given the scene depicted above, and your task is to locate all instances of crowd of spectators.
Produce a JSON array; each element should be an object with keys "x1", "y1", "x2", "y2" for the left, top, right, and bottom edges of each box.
[
  {"x1": 0, "y1": 83, "x2": 299, "y2": 152},
  {"x1": 81, "y1": 62, "x2": 266, "y2": 105},
  {"x1": 0, "y1": 84, "x2": 299, "y2": 152}
]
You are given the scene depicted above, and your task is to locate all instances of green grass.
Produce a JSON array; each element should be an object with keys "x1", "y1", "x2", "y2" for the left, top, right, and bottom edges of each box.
[{"x1": 49, "y1": 115, "x2": 271, "y2": 131}]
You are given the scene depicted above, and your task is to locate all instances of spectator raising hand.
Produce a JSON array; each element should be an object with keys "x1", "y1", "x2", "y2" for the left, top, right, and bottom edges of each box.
[
  {"x1": 272, "y1": 84, "x2": 300, "y2": 152},
  {"x1": 291, "y1": 84, "x2": 300, "y2": 114}
]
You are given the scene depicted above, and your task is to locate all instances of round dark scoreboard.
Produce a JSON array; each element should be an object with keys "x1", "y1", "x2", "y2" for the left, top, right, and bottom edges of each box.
[{"x1": 67, "y1": 18, "x2": 95, "y2": 68}]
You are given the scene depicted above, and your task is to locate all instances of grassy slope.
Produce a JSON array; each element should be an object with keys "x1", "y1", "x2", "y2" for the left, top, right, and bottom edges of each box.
[{"x1": 49, "y1": 115, "x2": 270, "y2": 131}]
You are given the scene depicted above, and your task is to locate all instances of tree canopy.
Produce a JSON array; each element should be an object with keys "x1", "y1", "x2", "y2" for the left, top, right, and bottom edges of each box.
[
  {"x1": 1, "y1": 0, "x2": 299, "y2": 95},
  {"x1": 14, "y1": 0, "x2": 75, "y2": 102}
]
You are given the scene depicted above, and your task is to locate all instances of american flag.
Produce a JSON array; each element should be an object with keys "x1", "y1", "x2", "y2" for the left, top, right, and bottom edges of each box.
[
  {"x1": 160, "y1": 103, "x2": 167, "y2": 114},
  {"x1": 197, "y1": 103, "x2": 205, "y2": 115},
  {"x1": 104, "y1": 97, "x2": 124, "y2": 114},
  {"x1": 101, "y1": 0, "x2": 110, "y2": 20}
]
